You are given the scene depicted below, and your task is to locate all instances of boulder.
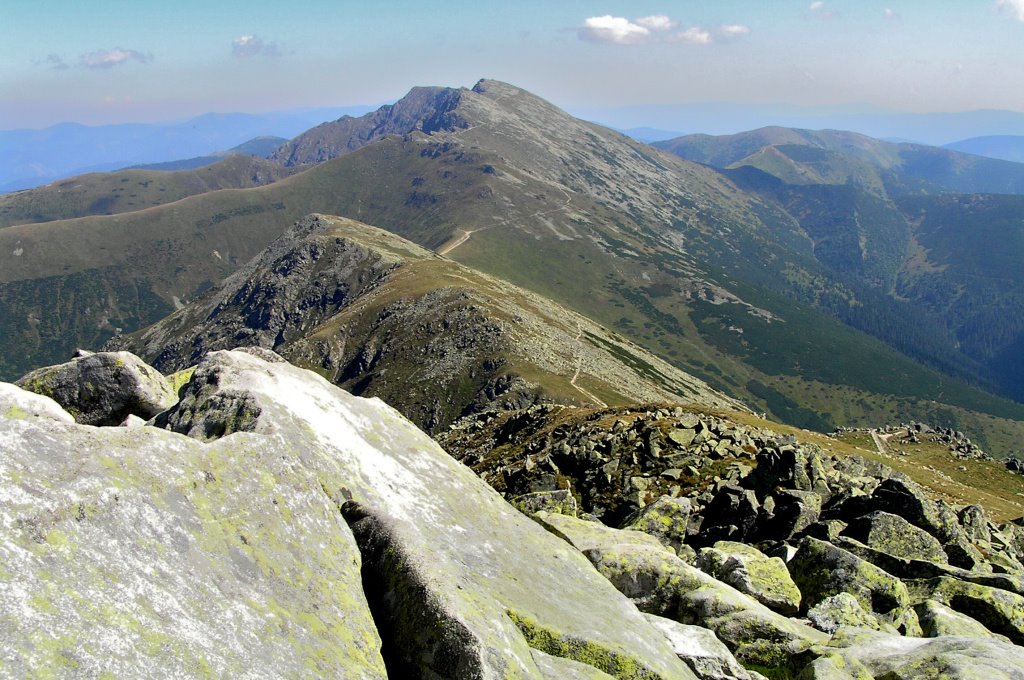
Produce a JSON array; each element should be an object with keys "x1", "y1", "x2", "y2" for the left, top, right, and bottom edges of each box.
[
  {"x1": 0, "y1": 382, "x2": 74, "y2": 424},
  {"x1": 822, "y1": 627, "x2": 1024, "y2": 679},
  {"x1": 15, "y1": 351, "x2": 177, "y2": 426},
  {"x1": 0, "y1": 376, "x2": 386, "y2": 677},
  {"x1": 915, "y1": 599, "x2": 1010, "y2": 641},
  {"x1": 623, "y1": 496, "x2": 692, "y2": 555},
  {"x1": 927, "y1": 576, "x2": 1024, "y2": 645},
  {"x1": 512, "y1": 489, "x2": 579, "y2": 517},
  {"x1": 695, "y1": 541, "x2": 801, "y2": 615},
  {"x1": 1, "y1": 350, "x2": 696, "y2": 679},
  {"x1": 795, "y1": 653, "x2": 871, "y2": 679},
  {"x1": 840, "y1": 511, "x2": 948, "y2": 563},
  {"x1": 756, "y1": 489, "x2": 822, "y2": 541},
  {"x1": 802, "y1": 520, "x2": 847, "y2": 543},
  {"x1": 788, "y1": 538, "x2": 912, "y2": 630},
  {"x1": 959, "y1": 505, "x2": 992, "y2": 544},
  {"x1": 536, "y1": 513, "x2": 827, "y2": 672},
  {"x1": 694, "y1": 486, "x2": 760, "y2": 545},
  {"x1": 806, "y1": 593, "x2": 887, "y2": 634},
  {"x1": 643, "y1": 614, "x2": 764, "y2": 680}
]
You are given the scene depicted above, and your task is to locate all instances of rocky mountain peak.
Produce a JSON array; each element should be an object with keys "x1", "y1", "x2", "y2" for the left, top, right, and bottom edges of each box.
[{"x1": 270, "y1": 85, "x2": 471, "y2": 167}]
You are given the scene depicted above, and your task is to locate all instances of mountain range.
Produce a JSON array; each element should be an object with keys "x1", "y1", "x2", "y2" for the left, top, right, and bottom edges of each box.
[
  {"x1": 10, "y1": 77, "x2": 1024, "y2": 680},
  {"x1": 4, "y1": 78, "x2": 1024, "y2": 456},
  {"x1": 0, "y1": 106, "x2": 373, "y2": 192},
  {"x1": 582, "y1": 103, "x2": 1024, "y2": 146},
  {"x1": 944, "y1": 135, "x2": 1024, "y2": 163}
]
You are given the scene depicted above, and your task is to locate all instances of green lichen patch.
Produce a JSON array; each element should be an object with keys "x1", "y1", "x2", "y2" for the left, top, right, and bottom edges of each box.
[
  {"x1": 166, "y1": 366, "x2": 197, "y2": 397},
  {"x1": 507, "y1": 610, "x2": 662, "y2": 680}
]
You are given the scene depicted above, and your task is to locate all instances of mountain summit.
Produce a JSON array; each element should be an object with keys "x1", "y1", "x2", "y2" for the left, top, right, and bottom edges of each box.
[{"x1": 4, "y1": 79, "x2": 1024, "y2": 452}]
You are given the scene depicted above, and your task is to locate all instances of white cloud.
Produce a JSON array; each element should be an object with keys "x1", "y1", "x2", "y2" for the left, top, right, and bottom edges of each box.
[
  {"x1": 636, "y1": 15, "x2": 677, "y2": 31},
  {"x1": 232, "y1": 34, "x2": 281, "y2": 58},
  {"x1": 579, "y1": 16, "x2": 651, "y2": 44},
  {"x1": 997, "y1": 0, "x2": 1024, "y2": 21},
  {"x1": 579, "y1": 15, "x2": 718, "y2": 45},
  {"x1": 676, "y1": 27, "x2": 713, "y2": 44},
  {"x1": 809, "y1": 1, "x2": 824, "y2": 10},
  {"x1": 883, "y1": 8, "x2": 896, "y2": 18},
  {"x1": 79, "y1": 48, "x2": 152, "y2": 69},
  {"x1": 718, "y1": 24, "x2": 751, "y2": 38}
]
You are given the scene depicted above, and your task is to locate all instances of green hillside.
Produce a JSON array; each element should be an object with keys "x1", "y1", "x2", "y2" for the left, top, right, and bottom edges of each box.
[
  {"x1": 5, "y1": 79, "x2": 1024, "y2": 454},
  {"x1": 0, "y1": 154, "x2": 298, "y2": 228}
]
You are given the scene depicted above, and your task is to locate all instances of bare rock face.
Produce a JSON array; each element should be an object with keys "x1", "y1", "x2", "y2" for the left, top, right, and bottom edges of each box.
[
  {"x1": 1, "y1": 362, "x2": 385, "y2": 678},
  {"x1": 1, "y1": 349, "x2": 695, "y2": 679},
  {"x1": 15, "y1": 350, "x2": 176, "y2": 425}
]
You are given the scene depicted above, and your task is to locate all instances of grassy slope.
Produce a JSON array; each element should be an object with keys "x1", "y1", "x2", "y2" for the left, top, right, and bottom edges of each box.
[
  {"x1": 4, "y1": 90, "x2": 1024, "y2": 454},
  {"x1": 0, "y1": 155, "x2": 298, "y2": 228}
]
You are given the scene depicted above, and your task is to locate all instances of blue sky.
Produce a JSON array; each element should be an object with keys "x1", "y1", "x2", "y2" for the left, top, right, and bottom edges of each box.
[{"x1": 2, "y1": 0, "x2": 1024, "y2": 129}]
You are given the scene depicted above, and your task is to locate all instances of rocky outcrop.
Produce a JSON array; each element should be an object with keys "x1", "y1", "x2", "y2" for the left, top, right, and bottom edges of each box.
[
  {"x1": 835, "y1": 423, "x2": 990, "y2": 461},
  {"x1": 442, "y1": 399, "x2": 1024, "y2": 677},
  {"x1": 11, "y1": 348, "x2": 1024, "y2": 678},
  {"x1": 15, "y1": 350, "x2": 176, "y2": 425},
  {"x1": 534, "y1": 512, "x2": 828, "y2": 673},
  {"x1": 270, "y1": 86, "x2": 469, "y2": 167},
  {"x1": 113, "y1": 214, "x2": 740, "y2": 433},
  {"x1": 442, "y1": 406, "x2": 774, "y2": 526},
  {"x1": 1, "y1": 350, "x2": 697, "y2": 679}
]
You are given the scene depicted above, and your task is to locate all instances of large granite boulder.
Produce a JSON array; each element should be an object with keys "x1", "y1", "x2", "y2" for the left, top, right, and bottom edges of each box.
[
  {"x1": 756, "y1": 489, "x2": 823, "y2": 541},
  {"x1": 15, "y1": 350, "x2": 176, "y2": 426},
  {"x1": 819, "y1": 627, "x2": 1024, "y2": 679},
  {"x1": 1, "y1": 350, "x2": 695, "y2": 679},
  {"x1": 925, "y1": 576, "x2": 1024, "y2": 645},
  {"x1": 623, "y1": 497, "x2": 693, "y2": 555},
  {"x1": 535, "y1": 512, "x2": 827, "y2": 673},
  {"x1": 1, "y1": 367, "x2": 386, "y2": 677},
  {"x1": 695, "y1": 541, "x2": 801, "y2": 615},
  {"x1": 840, "y1": 510, "x2": 948, "y2": 563},
  {"x1": 806, "y1": 593, "x2": 888, "y2": 634},
  {"x1": 694, "y1": 485, "x2": 760, "y2": 545},
  {"x1": 788, "y1": 538, "x2": 913, "y2": 631},
  {"x1": 643, "y1": 615, "x2": 766, "y2": 680},
  {"x1": 915, "y1": 599, "x2": 1010, "y2": 641}
]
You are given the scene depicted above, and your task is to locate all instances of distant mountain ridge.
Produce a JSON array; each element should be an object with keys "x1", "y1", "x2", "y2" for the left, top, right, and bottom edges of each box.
[
  {"x1": 0, "y1": 107, "x2": 373, "y2": 192},
  {"x1": 581, "y1": 103, "x2": 1024, "y2": 146},
  {"x1": 655, "y1": 126, "x2": 1024, "y2": 404},
  {"x1": 654, "y1": 126, "x2": 1024, "y2": 195},
  {"x1": 0, "y1": 154, "x2": 299, "y2": 228},
  {"x1": 944, "y1": 135, "x2": 1024, "y2": 163},
  {"x1": 126, "y1": 136, "x2": 288, "y2": 171}
]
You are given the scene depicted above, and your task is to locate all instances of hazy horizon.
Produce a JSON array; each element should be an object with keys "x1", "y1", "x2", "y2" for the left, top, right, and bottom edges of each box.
[{"x1": 4, "y1": 0, "x2": 1024, "y2": 130}]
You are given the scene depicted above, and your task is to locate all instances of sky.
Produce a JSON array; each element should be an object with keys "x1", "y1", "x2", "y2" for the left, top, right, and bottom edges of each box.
[{"x1": 2, "y1": 0, "x2": 1024, "y2": 130}]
